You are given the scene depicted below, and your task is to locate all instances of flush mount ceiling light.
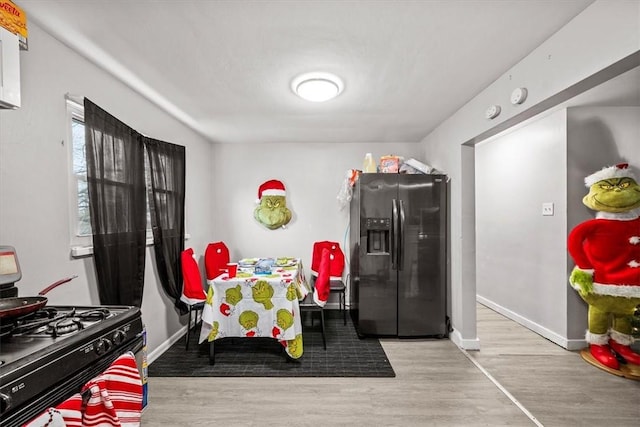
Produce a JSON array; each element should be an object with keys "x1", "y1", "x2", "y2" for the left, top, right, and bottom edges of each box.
[{"x1": 292, "y1": 72, "x2": 344, "y2": 102}]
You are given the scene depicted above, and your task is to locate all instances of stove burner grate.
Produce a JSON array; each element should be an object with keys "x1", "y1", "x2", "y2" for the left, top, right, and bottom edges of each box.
[
  {"x1": 48, "y1": 318, "x2": 84, "y2": 337},
  {"x1": 77, "y1": 308, "x2": 111, "y2": 321},
  {"x1": 1, "y1": 307, "x2": 116, "y2": 338},
  {"x1": 2, "y1": 309, "x2": 77, "y2": 337},
  {"x1": 0, "y1": 322, "x2": 14, "y2": 338}
]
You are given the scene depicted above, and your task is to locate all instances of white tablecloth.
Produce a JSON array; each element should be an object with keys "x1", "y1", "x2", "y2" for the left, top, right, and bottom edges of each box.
[{"x1": 198, "y1": 259, "x2": 309, "y2": 359}]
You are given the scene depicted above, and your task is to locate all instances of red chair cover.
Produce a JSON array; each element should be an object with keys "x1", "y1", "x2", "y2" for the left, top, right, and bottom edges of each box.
[
  {"x1": 311, "y1": 241, "x2": 344, "y2": 280},
  {"x1": 204, "y1": 242, "x2": 230, "y2": 280},
  {"x1": 313, "y1": 248, "x2": 331, "y2": 307},
  {"x1": 180, "y1": 248, "x2": 206, "y2": 305}
]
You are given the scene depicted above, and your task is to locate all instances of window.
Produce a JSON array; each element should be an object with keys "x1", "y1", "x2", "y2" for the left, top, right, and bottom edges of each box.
[
  {"x1": 67, "y1": 97, "x2": 91, "y2": 248},
  {"x1": 66, "y1": 97, "x2": 166, "y2": 255},
  {"x1": 71, "y1": 117, "x2": 91, "y2": 236}
]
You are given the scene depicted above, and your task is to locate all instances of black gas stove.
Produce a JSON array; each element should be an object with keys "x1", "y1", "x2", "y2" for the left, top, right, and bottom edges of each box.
[{"x1": 0, "y1": 305, "x2": 143, "y2": 426}]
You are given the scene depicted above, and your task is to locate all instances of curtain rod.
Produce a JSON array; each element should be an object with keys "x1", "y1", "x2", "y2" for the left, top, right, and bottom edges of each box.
[{"x1": 64, "y1": 93, "x2": 83, "y2": 108}]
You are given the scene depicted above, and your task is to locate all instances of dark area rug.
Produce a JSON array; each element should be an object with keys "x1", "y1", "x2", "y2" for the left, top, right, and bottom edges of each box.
[{"x1": 148, "y1": 310, "x2": 395, "y2": 377}]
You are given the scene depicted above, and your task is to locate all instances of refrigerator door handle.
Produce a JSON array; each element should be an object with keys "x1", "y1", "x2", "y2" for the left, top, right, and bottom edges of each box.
[
  {"x1": 391, "y1": 198, "x2": 398, "y2": 270},
  {"x1": 398, "y1": 199, "x2": 405, "y2": 270}
]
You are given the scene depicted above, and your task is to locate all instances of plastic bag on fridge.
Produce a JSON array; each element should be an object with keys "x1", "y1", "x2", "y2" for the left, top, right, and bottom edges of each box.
[{"x1": 337, "y1": 169, "x2": 359, "y2": 210}]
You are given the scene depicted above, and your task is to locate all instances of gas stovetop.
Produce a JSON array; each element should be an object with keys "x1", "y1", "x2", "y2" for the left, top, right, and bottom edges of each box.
[
  {"x1": 0, "y1": 306, "x2": 130, "y2": 365},
  {"x1": 0, "y1": 305, "x2": 143, "y2": 425}
]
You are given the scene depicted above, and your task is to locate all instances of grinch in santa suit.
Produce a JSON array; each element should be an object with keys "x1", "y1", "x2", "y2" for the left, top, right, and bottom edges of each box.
[{"x1": 568, "y1": 163, "x2": 640, "y2": 370}]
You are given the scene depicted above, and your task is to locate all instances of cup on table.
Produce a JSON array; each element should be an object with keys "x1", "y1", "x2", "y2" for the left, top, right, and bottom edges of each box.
[{"x1": 226, "y1": 263, "x2": 238, "y2": 278}]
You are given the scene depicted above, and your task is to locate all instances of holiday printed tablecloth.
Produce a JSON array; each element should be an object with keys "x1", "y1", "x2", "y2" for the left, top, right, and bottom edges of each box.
[{"x1": 198, "y1": 258, "x2": 310, "y2": 359}]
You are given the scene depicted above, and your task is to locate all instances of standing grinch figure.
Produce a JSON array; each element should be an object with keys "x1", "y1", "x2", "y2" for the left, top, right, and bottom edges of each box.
[{"x1": 568, "y1": 163, "x2": 640, "y2": 371}]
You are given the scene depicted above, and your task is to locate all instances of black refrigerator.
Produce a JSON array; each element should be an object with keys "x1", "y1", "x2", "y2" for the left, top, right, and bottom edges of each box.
[{"x1": 349, "y1": 173, "x2": 449, "y2": 337}]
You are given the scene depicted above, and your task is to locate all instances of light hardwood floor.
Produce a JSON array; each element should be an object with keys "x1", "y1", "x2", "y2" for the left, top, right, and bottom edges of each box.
[{"x1": 141, "y1": 304, "x2": 640, "y2": 426}]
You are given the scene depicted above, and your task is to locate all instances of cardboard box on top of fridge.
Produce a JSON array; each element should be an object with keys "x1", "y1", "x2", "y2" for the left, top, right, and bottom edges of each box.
[
  {"x1": 403, "y1": 158, "x2": 434, "y2": 174},
  {"x1": 379, "y1": 155, "x2": 401, "y2": 173}
]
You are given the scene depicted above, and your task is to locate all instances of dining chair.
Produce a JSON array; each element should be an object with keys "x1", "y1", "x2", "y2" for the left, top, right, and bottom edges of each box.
[
  {"x1": 204, "y1": 241, "x2": 230, "y2": 280},
  {"x1": 311, "y1": 241, "x2": 347, "y2": 325},
  {"x1": 299, "y1": 247, "x2": 331, "y2": 350},
  {"x1": 180, "y1": 248, "x2": 206, "y2": 350}
]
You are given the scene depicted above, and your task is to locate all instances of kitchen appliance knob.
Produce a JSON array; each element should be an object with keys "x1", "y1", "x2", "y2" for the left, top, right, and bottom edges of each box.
[
  {"x1": 95, "y1": 338, "x2": 112, "y2": 355},
  {"x1": 112, "y1": 329, "x2": 126, "y2": 345},
  {"x1": 0, "y1": 393, "x2": 11, "y2": 414}
]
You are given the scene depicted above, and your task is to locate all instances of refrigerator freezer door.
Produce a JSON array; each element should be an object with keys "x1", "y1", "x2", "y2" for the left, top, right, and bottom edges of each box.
[
  {"x1": 357, "y1": 174, "x2": 398, "y2": 335},
  {"x1": 397, "y1": 175, "x2": 448, "y2": 336}
]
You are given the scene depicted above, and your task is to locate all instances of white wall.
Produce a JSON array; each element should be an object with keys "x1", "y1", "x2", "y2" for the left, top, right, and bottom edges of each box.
[
  {"x1": 476, "y1": 110, "x2": 569, "y2": 345},
  {"x1": 422, "y1": 0, "x2": 640, "y2": 349},
  {"x1": 0, "y1": 23, "x2": 215, "y2": 355}
]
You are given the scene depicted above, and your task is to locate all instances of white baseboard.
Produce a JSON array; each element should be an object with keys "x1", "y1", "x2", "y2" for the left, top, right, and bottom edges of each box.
[
  {"x1": 450, "y1": 328, "x2": 480, "y2": 351},
  {"x1": 476, "y1": 295, "x2": 587, "y2": 351},
  {"x1": 147, "y1": 325, "x2": 188, "y2": 365}
]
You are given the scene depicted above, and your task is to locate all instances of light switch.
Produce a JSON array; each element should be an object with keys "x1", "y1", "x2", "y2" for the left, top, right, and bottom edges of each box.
[{"x1": 542, "y1": 202, "x2": 554, "y2": 216}]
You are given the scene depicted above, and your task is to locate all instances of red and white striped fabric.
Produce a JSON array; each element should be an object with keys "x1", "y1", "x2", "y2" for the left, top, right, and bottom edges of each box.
[
  {"x1": 55, "y1": 393, "x2": 83, "y2": 426},
  {"x1": 24, "y1": 392, "x2": 83, "y2": 427},
  {"x1": 80, "y1": 352, "x2": 143, "y2": 427},
  {"x1": 25, "y1": 352, "x2": 143, "y2": 427}
]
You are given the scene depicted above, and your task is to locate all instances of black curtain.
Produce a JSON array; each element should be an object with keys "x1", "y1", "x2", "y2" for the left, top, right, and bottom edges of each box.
[
  {"x1": 84, "y1": 98, "x2": 147, "y2": 307},
  {"x1": 144, "y1": 137, "x2": 187, "y2": 314}
]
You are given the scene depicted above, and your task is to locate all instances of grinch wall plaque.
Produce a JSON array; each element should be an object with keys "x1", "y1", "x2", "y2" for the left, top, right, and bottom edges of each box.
[{"x1": 254, "y1": 179, "x2": 292, "y2": 229}]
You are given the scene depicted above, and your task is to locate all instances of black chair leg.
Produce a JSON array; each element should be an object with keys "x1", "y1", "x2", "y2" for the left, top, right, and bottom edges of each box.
[
  {"x1": 320, "y1": 309, "x2": 326, "y2": 350},
  {"x1": 341, "y1": 292, "x2": 346, "y2": 325},
  {"x1": 185, "y1": 306, "x2": 193, "y2": 350}
]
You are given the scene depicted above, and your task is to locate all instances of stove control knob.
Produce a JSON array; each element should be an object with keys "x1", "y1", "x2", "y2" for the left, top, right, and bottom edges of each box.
[
  {"x1": 95, "y1": 338, "x2": 112, "y2": 355},
  {"x1": 0, "y1": 393, "x2": 11, "y2": 414},
  {"x1": 112, "y1": 329, "x2": 127, "y2": 345}
]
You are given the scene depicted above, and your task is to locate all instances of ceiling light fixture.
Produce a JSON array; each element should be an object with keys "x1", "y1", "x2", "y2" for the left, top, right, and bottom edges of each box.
[{"x1": 292, "y1": 72, "x2": 344, "y2": 102}]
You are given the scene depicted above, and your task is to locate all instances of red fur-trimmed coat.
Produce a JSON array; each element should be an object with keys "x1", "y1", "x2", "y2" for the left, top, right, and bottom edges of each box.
[{"x1": 568, "y1": 213, "x2": 640, "y2": 298}]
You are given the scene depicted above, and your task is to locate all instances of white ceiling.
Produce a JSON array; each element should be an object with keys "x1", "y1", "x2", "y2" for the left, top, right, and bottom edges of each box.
[{"x1": 19, "y1": 0, "x2": 596, "y2": 144}]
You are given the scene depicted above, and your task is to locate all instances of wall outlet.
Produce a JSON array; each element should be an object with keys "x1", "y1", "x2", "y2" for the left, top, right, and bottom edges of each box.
[{"x1": 542, "y1": 202, "x2": 554, "y2": 216}]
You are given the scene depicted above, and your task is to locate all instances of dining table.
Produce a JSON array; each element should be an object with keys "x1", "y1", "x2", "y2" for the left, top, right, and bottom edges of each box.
[{"x1": 198, "y1": 257, "x2": 310, "y2": 364}]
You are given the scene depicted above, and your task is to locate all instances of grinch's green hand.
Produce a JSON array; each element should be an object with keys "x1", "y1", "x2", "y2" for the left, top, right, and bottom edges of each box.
[
  {"x1": 286, "y1": 283, "x2": 297, "y2": 301},
  {"x1": 570, "y1": 267, "x2": 594, "y2": 295},
  {"x1": 238, "y1": 310, "x2": 259, "y2": 329}
]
